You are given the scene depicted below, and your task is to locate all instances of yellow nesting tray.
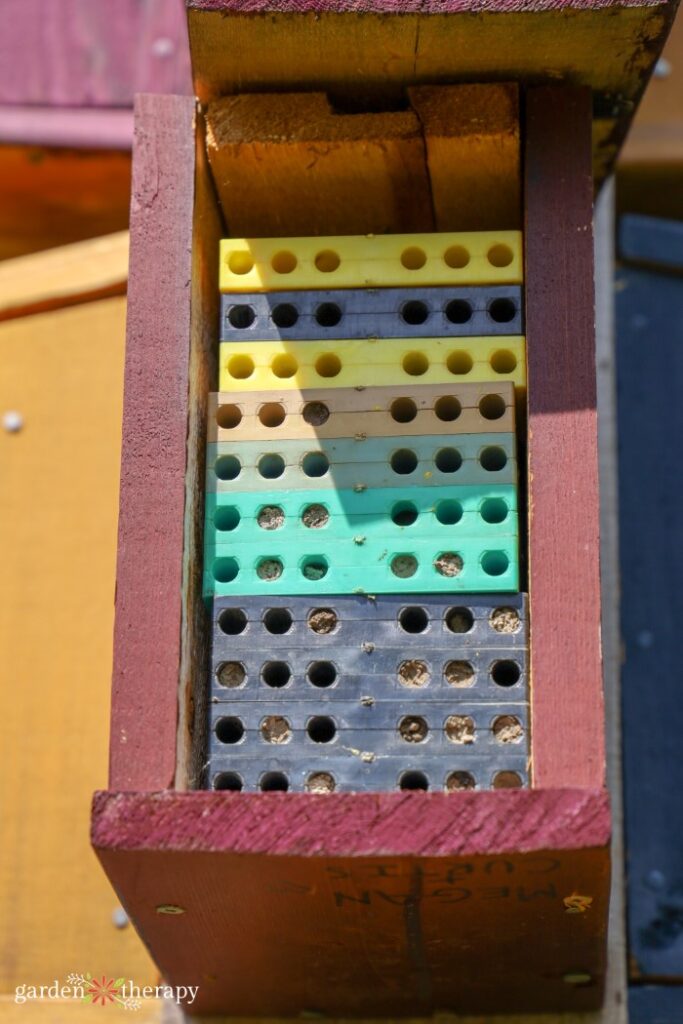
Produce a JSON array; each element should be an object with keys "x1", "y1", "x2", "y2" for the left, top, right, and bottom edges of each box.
[{"x1": 219, "y1": 232, "x2": 523, "y2": 292}]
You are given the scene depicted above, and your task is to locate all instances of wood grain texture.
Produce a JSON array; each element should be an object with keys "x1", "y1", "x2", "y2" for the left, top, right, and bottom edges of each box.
[
  {"x1": 0, "y1": 294, "x2": 155, "y2": 992},
  {"x1": 187, "y1": 0, "x2": 677, "y2": 184},
  {"x1": 0, "y1": 231, "x2": 128, "y2": 321},
  {"x1": 0, "y1": 145, "x2": 131, "y2": 261},
  {"x1": 409, "y1": 83, "x2": 520, "y2": 231},
  {"x1": 109, "y1": 95, "x2": 197, "y2": 791},
  {"x1": 176, "y1": 113, "x2": 223, "y2": 790},
  {"x1": 0, "y1": 0, "x2": 191, "y2": 106},
  {"x1": 524, "y1": 85, "x2": 605, "y2": 789},
  {"x1": 92, "y1": 788, "x2": 610, "y2": 1016},
  {"x1": 206, "y1": 92, "x2": 434, "y2": 236}
]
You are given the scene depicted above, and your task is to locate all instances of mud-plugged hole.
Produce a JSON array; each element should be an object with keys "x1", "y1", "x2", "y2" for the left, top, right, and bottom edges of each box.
[
  {"x1": 391, "y1": 554, "x2": 418, "y2": 578},
  {"x1": 261, "y1": 715, "x2": 292, "y2": 743},
  {"x1": 257, "y1": 505, "x2": 284, "y2": 530},
  {"x1": 444, "y1": 660, "x2": 475, "y2": 687},
  {"x1": 445, "y1": 715, "x2": 475, "y2": 744},
  {"x1": 434, "y1": 552, "x2": 463, "y2": 577},
  {"x1": 307, "y1": 608, "x2": 338, "y2": 634},
  {"x1": 302, "y1": 557, "x2": 328, "y2": 580},
  {"x1": 306, "y1": 772, "x2": 336, "y2": 793},
  {"x1": 302, "y1": 503, "x2": 329, "y2": 528},
  {"x1": 445, "y1": 771, "x2": 476, "y2": 791},
  {"x1": 302, "y1": 401, "x2": 330, "y2": 425},
  {"x1": 398, "y1": 660, "x2": 430, "y2": 687},
  {"x1": 256, "y1": 558, "x2": 283, "y2": 581},
  {"x1": 399, "y1": 716, "x2": 428, "y2": 742},
  {"x1": 490, "y1": 607, "x2": 521, "y2": 633},
  {"x1": 216, "y1": 661, "x2": 246, "y2": 688},
  {"x1": 492, "y1": 715, "x2": 524, "y2": 743}
]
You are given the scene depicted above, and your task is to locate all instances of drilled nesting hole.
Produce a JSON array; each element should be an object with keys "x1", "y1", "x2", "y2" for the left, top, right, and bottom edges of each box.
[
  {"x1": 263, "y1": 608, "x2": 292, "y2": 634},
  {"x1": 399, "y1": 770, "x2": 429, "y2": 791},
  {"x1": 399, "y1": 606, "x2": 429, "y2": 633},
  {"x1": 262, "y1": 662, "x2": 291, "y2": 688},
  {"x1": 260, "y1": 772, "x2": 289, "y2": 791},
  {"x1": 218, "y1": 608, "x2": 247, "y2": 635},
  {"x1": 216, "y1": 403, "x2": 242, "y2": 429},
  {"x1": 307, "y1": 662, "x2": 337, "y2": 688},
  {"x1": 307, "y1": 716, "x2": 337, "y2": 743},
  {"x1": 258, "y1": 402, "x2": 286, "y2": 428},
  {"x1": 215, "y1": 716, "x2": 245, "y2": 744}
]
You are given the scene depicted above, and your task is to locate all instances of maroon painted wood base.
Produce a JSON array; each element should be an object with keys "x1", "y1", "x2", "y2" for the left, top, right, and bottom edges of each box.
[{"x1": 92, "y1": 788, "x2": 610, "y2": 1016}]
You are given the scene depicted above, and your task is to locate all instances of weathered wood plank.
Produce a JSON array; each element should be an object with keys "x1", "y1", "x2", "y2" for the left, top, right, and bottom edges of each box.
[
  {"x1": 409, "y1": 83, "x2": 521, "y2": 231},
  {"x1": 93, "y1": 788, "x2": 610, "y2": 1016},
  {"x1": 206, "y1": 92, "x2": 434, "y2": 236},
  {"x1": 109, "y1": 94, "x2": 197, "y2": 791},
  {"x1": 524, "y1": 85, "x2": 605, "y2": 789},
  {"x1": 0, "y1": 231, "x2": 128, "y2": 321}
]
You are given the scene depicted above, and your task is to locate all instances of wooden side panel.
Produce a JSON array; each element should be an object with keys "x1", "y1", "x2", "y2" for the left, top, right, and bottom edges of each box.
[
  {"x1": 409, "y1": 83, "x2": 521, "y2": 231},
  {"x1": 0, "y1": 295, "x2": 155, "y2": 990},
  {"x1": 0, "y1": 0, "x2": 191, "y2": 106},
  {"x1": 109, "y1": 95, "x2": 197, "y2": 791},
  {"x1": 92, "y1": 788, "x2": 610, "y2": 1016},
  {"x1": 524, "y1": 85, "x2": 605, "y2": 789},
  {"x1": 206, "y1": 92, "x2": 434, "y2": 236}
]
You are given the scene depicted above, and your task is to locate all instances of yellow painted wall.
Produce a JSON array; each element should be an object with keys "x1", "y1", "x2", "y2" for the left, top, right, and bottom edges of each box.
[{"x1": 0, "y1": 295, "x2": 156, "y2": 1009}]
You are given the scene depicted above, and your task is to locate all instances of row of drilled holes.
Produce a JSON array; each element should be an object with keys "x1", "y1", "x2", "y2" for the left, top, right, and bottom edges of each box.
[
  {"x1": 215, "y1": 657, "x2": 522, "y2": 690},
  {"x1": 225, "y1": 244, "x2": 515, "y2": 277},
  {"x1": 217, "y1": 605, "x2": 522, "y2": 636},
  {"x1": 224, "y1": 349, "x2": 517, "y2": 381},
  {"x1": 214, "y1": 445, "x2": 509, "y2": 482},
  {"x1": 214, "y1": 713, "x2": 524, "y2": 747},
  {"x1": 214, "y1": 497, "x2": 510, "y2": 533},
  {"x1": 216, "y1": 393, "x2": 507, "y2": 430},
  {"x1": 226, "y1": 296, "x2": 518, "y2": 331},
  {"x1": 213, "y1": 768, "x2": 524, "y2": 792},
  {"x1": 212, "y1": 549, "x2": 511, "y2": 583}
]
